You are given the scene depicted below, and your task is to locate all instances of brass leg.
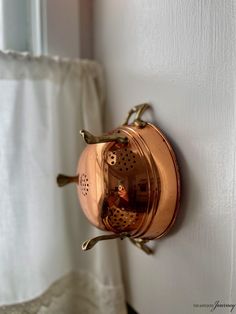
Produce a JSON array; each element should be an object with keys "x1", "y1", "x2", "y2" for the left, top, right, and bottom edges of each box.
[
  {"x1": 80, "y1": 130, "x2": 128, "y2": 145},
  {"x1": 57, "y1": 174, "x2": 79, "y2": 187},
  {"x1": 81, "y1": 233, "x2": 153, "y2": 254},
  {"x1": 82, "y1": 232, "x2": 129, "y2": 251},
  {"x1": 129, "y1": 238, "x2": 154, "y2": 255}
]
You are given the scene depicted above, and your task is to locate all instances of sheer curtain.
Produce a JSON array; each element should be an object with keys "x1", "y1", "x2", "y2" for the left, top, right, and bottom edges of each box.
[{"x1": 0, "y1": 51, "x2": 126, "y2": 314}]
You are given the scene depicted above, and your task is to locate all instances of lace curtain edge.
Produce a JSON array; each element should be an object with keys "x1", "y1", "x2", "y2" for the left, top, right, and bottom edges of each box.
[{"x1": 0, "y1": 270, "x2": 127, "y2": 314}]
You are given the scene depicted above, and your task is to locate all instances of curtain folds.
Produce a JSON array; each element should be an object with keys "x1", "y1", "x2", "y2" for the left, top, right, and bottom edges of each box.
[{"x1": 0, "y1": 51, "x2": 126, "y2": 314}]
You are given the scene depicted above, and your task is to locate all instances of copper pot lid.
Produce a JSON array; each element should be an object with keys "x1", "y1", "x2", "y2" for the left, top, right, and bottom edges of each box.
[{"x1": 57, "y1": 104, "x2": 180, "y2": 254}]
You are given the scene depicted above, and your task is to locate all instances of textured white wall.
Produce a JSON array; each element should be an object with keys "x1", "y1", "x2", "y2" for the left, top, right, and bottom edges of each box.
[{"x1": 94, "y1": 1, "x2": 236, "y2": 313}]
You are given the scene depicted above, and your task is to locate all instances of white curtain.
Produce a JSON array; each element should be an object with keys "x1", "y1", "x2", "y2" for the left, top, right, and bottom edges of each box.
[{"x1": 0, "y1": 51, "x2": 127, "y2": 314}]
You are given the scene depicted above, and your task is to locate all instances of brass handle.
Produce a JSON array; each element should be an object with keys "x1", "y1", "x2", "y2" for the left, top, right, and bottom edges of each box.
[
  {"x1": 82, "y1": 233, "x2": 129, "y2": 251},
  {"x1": 82, "y1": 233, "x2": 153, "y2": 255},
  {"x1": 57, "y1": 174, "x2": 79, "y2": 187},
  {"x1": 80, "y1": 129, "x2": 128, "y2": 145},
  {"x1": 79, "y1": 103, "x2": 150, "y2": 145},
  {"x1": 123, "y1": 103, "x2": 150, "y2": 128}
]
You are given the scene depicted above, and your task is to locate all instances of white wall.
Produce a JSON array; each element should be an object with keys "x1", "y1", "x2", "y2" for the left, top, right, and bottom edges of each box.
[{"x1": 94, "y1": 1, "x2": 236, "y2": 313}]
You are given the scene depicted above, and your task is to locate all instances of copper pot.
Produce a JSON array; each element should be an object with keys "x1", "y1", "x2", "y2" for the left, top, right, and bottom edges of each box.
[{"x1": 57, "y1": 104, "x2": 180, "y2": 254}]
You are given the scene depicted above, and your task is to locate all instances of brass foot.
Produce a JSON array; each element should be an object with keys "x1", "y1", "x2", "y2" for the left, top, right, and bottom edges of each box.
[
  {"x1": 82, "y1": 233, "x2": 129, "y2": 251},
  {"x1": 57, "y1": 174, "x2": 79, "y2": 187},
  {"x1": 129, "y1": 238, "x2": 153, "y2": 255}
]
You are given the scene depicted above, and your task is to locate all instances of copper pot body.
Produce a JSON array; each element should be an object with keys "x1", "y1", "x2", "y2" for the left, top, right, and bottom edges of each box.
[{"x1": 77, "y1": 122, "x2": 180, "y2": 240}]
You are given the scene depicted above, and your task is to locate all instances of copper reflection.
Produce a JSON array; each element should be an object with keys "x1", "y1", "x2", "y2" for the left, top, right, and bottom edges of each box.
[
  {"x1": 57, "y1": 103, "x2": 181, "y2": 254},
  {"x1": 101, "y1": 139, "x2": 154, "y2": 235}
]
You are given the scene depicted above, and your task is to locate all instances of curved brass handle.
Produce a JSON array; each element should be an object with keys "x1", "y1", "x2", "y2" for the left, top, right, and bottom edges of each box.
[
  {"x1": 82, "y1": 233, "x2": 153, "y2": 255},
  {"x1": 79, "y1": 104, "x2": 150, "y2": 145},
  {"x1": 82, "y1": 233, "x2": 129, "y2": 251},
  {"x1": 123, "y1": 103, "x2": 150, "y2": 128}
]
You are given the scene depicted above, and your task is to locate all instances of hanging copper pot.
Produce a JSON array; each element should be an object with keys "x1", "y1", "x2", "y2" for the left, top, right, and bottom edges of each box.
[{"x1": 57, "y1": 104, "x2": 180, "y2": 254}]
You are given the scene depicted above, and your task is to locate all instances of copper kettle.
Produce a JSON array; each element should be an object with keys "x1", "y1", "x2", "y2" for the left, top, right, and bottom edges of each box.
[{"x1": 57, "y1": 103, "x2": 180, "y2": 254}]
